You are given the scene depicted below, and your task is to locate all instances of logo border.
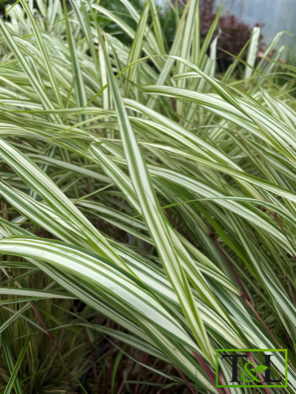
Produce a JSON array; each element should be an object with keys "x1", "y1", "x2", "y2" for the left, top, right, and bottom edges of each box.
[{"x1": 215, "y1": 349, "x2": 288, "y2": 388}]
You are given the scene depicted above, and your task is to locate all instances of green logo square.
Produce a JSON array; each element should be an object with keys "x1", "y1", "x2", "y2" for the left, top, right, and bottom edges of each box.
[{"x1": 215, "y1": 349, "x2": 288, "y2": 388}]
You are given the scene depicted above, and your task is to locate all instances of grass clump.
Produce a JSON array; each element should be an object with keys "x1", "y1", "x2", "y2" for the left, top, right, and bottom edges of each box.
[{"x1": 0, "y1": 0, "x2": 295, "y2": 393}]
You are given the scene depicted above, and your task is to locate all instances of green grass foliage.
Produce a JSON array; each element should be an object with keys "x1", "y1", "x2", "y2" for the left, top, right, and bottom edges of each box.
[{"x1": 0, "y1": 0, "x2": 295, "y2": 393}]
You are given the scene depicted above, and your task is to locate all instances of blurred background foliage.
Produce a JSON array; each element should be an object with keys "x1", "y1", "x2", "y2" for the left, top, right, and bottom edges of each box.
[{"x1": 97, "y1": 0, "x2": 264, "y2": 69}]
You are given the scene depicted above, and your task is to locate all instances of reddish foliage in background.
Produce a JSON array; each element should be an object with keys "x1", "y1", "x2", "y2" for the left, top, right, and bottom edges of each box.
[{"x1": 199, "y1": 0, "x2": 264, "y2": 63}]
